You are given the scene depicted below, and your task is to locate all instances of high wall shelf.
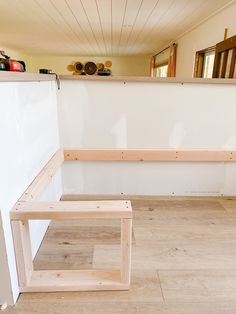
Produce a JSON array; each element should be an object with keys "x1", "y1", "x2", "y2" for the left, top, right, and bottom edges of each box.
[
  {"x1": 1, "y1": 72, "x2": 236, "y2": 84},
  {"x1": 59, "y1": 75, "x2": 236, "y2": 84},
  {"x1": 0, "y1": 72, "x2": 56, "y2": 82}
]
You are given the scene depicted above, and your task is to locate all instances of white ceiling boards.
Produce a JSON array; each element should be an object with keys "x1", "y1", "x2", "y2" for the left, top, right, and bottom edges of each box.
[{"x1": 0, "y1": 0, "x2": 234, "y2": 56}]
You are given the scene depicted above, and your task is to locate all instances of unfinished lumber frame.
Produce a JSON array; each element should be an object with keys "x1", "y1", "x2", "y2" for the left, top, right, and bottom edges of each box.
[
  {"x1": 11, "y1": 201, "x2": 132, "y2": 292},
  {"x1": 10, "y1": 149, "x2": 132, "y2": 292},
  {"x1": 11, "y1": 148, "x2": 236, "y2": 293},
  {"x1": 64, "y1": 149, "x2": 236, "y2": 162}
]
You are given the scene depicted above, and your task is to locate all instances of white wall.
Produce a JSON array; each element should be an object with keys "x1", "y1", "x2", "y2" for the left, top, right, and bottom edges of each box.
[
  {"x1": 59, "y1": 80, "x2": 236, "y2": 196},
  {"x1": 176, "y1": 2, "x2": 236, "y2": 77},
  {"x1": 1, "y1": 77, "x2": 236, "y2": 304},
  {"x1": 0, "y1": 80, "x2": 62, "y2": 305},
  {"x1": 0, "y1": 213, "x2": 12, "y2": 306},
  {"x1": 29, "y1": 55, "x2": 151, "y2": 77}
]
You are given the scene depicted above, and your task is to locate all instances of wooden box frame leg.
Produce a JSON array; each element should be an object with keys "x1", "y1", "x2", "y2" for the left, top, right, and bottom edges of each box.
[
  {"x1": 121, "y1": 218, "x2": 132, "y2": 285},
  {"x1": 11, "y1": 220, "x2": 33, "y2": 288}
]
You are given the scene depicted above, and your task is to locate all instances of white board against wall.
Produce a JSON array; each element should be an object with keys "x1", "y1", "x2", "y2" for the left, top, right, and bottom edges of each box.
[
  {"x1": 0, "y1": 213, "x2": 12, "y2": 307},
  {"x1": 0, "y1": 81, "x2": 62, "y2": 305},
  {"x1": 59, "y1": 80, "x2": 236, "y2": 196}
]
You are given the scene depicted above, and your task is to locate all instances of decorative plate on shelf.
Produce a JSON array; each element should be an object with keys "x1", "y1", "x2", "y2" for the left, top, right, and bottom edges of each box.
[{"x1": 84, "y1": 62, "x2": 97, "y2": 75}]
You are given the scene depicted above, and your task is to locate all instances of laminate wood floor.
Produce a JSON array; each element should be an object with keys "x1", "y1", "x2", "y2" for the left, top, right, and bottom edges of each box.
[{"x1": 6, "y1": 196, "x2": 236, "y2": 314}]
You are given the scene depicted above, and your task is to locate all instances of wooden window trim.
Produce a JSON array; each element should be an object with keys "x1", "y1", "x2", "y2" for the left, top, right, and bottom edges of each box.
[
  {"x1": 154, "y1": 61, "x2": 168, "y2": 69},
  {"x1": 194, "y1": 46, "x2": 215, "y2": 78},
  {"x1": 213, "y1": 35, "x2": 236, "y2": 78}
]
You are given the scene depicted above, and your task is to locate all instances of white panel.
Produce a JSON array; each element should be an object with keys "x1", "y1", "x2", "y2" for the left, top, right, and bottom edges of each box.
[
  {"x1": 62, "y1": 161, "x2": 236, "y2": 196},
  {"x1": 0, "y1": 81, "x2": 61, "y2": 304},
  {"x1": 59, "y1": 80, "x2": 236, "y2": 196},
  {"x1": 29, "y1": 170, "x2": 62, "y2": 258},
  {"x1": 0, "y1": 213, "x2": 12, "y2": 306},
  {"x1": 59, "y1": 81, "x2": 236, "y2": 149}
]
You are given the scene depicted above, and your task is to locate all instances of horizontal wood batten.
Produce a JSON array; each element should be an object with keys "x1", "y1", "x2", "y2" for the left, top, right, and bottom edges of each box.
[
  {"x1": 11, "y1": 201, "x2": 132, "y2": 220},
  {"x1": 20, "y1": 270, "x2": 129, "y2": 292},
  {"x1": 64, "y1": 149, "x2": 236, "y2": 162}
]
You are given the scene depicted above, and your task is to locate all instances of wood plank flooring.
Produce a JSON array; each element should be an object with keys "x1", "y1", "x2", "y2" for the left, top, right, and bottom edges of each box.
[{"x1": 5, "y1": 196, "x2": 236, "y2": 314}]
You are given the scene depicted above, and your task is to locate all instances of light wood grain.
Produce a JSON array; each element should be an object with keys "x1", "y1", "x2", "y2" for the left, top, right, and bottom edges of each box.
[
  {"x1": 7, "y1": 196, "x2": 236, "y2": 313},
  {"x1": 121, "y1": 219, "x2": 132, "y2": 284},
  {"x1": 159, "y1": 270, "x2": 236, "y2": 302},
  {"x1": 134, "y1": 222, "x2": 236, "y2": 241},
  {"x1": 18, "y1": 270, "x2": 163, "y2": 303},
  {"x1": 11, "y1": 221, "x2": 33, "y2": 287},
  {"x1": 21, "y1": 270, "x2": 129, "y2": 292},
  {"x1": 64, "y1": 149, "x2": 236, "y2": 162},
  {"x1": 219, "y1": 198, "x2": 236, "y2": 214},
  {"x1": 11, "y1": 180, "x2": 132, "y2": 293},
  {"x1": 93, "y1": 245, "x2": 121, "y2": 269},
  {"x1": 6, "y1": 300, "x2": 236, "y2": 314},
  {"x1": 41, "y1": 225, "x2": 121, "y2": 245},
  {"x1": 34, "y1": 245, "x2": 94, "y2": 270},
  {"x1": 11, "y1": 200, "x2": 132, "y2": 220},
  {"x1": 18, "y1": 149, "x2": 63, "y2": 202},
  {"x1": 131, "y1": 240, "x2": 236, "y2": 270}
]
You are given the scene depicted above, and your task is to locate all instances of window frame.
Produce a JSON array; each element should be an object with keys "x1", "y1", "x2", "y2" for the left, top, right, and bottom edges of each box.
[
  {"x1": 194, "y1": 46, "x2": 215, "y2": 78},
  {"x1": 154, "y1": 61, "x2": 169, "y2": 78}
]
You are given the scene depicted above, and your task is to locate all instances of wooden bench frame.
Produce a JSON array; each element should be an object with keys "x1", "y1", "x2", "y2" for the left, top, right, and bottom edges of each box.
[
  {"x1": 11, "y1": 148, "x2": 236, "y2": 292},
  {"x1": 10, "y1": 149, "x2": 132, "y2": 292}
]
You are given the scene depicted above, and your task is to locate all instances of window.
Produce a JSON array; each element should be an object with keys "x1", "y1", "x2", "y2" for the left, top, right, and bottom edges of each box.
[
  {"x1": 194, "y1": 46, "x2": 215, "y2": 78},
  {"x1": 202, "y1": 50, "x2": 215, "y2": 78},
  {"x1": 154, "y1": 63, "x2": 168, "y2": 78},
  {"x1": 151, "y1": 43, "x2": 177, "y2": 78},
  {"x1": 151, "y1": 47, "x2": 170, "y2": 78}
]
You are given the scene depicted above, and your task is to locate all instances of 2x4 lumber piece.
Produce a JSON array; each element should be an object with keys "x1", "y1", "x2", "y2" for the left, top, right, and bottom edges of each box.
[
  {"x1": 20, "y1": 270, "x2": 129, "y2": 292},
  {"x1": 11, "y1": 221, "x2": 33, "y2": 287},
  {"x1": 64, "y1": 149, "x2": 122, "y2": 161},
  {"x1": 64, "y1": 149, "x2": 236, "y2": 162},
  {"x1": 121, "y1": 219, "x2": 132, "y2": 284},
  {"x1": 19, "y1": 149, "x2": 64, "y2": 202},
  {"x1": 11, "y1": 201, "x2": 132, "y2": 220}
]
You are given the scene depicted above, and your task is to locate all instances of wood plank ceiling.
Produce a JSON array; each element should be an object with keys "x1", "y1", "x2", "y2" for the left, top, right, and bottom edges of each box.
[{"x1": 0, "y1": 0, "x2": 234, "y2": 56}]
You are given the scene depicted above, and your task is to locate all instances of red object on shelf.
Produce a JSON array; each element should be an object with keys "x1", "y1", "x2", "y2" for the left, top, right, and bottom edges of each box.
[
  {"x1": 9, "y1": 61, "x2": 23, "y2": 72},
  {"x1": 0, "y1": 50, "x2": 26, "y2": 72}
]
